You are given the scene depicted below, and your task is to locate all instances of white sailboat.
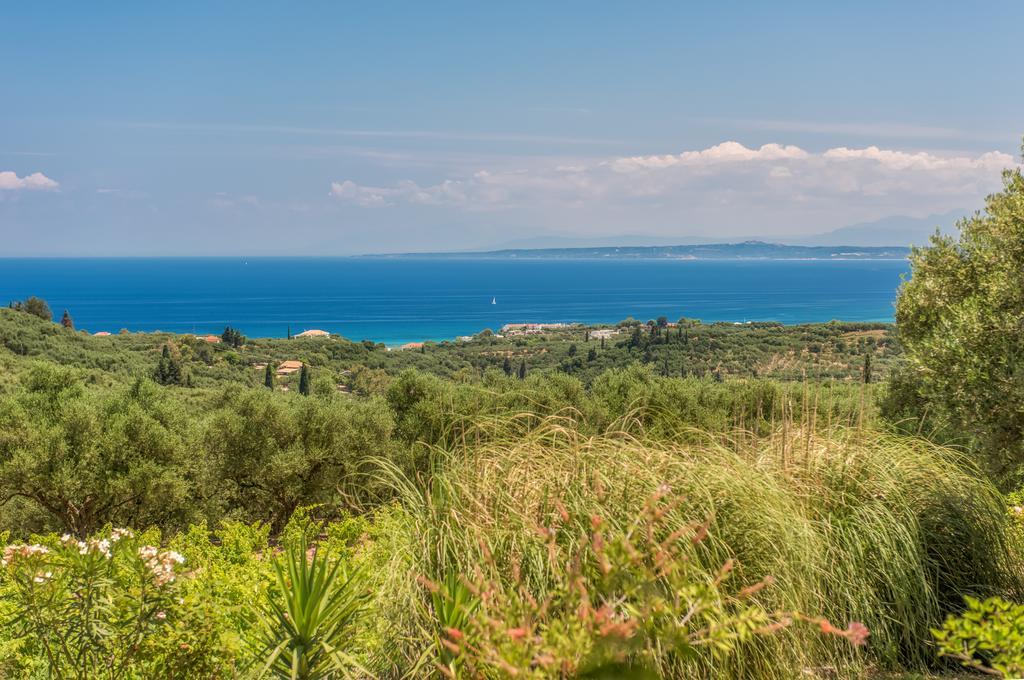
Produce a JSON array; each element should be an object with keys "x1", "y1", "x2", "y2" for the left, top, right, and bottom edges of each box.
[{"x1": 491, "y1": 297, "x2": 497, "y2": 305}]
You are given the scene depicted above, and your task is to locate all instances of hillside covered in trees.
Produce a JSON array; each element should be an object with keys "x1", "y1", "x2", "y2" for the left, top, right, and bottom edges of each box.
[{"x1": 1, "y1": 159, "x2": 1023, "y2": 678}]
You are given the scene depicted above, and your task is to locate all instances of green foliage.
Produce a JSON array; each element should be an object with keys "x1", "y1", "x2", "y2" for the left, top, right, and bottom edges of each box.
[
  {"x1": 154, "y1": 342, "x2": 186, "y2": 385},
  {"x1": 9, "y1": 296, "x2": 52, "y2": 321},
  {"x1": 204, "y1": 389, "x2": 397, "y2": 530},
  {"x1": 221, "y1": 326, "x2": 246, "y2": 349},
  {"x1": 894, "y1": 161, "x2": 1024, "y2": 483},
  {"x1": 0, "y1": 367, "x2": 193, "y2": 536},
  {"x1": 0, "y1": 289, "x2": 1019, "y2": 677},
  {"x1": 933, "y1": 596, "x2": 1024, "y2": 677},
  {"x1": 252, "y1": 535, "x2": 367, "y2": 679},
  {"x1": 0, "y1": 528, "x2": 206, "y2": 679}
]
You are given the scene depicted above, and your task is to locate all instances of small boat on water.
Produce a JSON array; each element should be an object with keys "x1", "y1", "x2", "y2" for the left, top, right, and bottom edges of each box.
[{"x1": 491, "y1": 297, "x2": 497, "y2": 304}]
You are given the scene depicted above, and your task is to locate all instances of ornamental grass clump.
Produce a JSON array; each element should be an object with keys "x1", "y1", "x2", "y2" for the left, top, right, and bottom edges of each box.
[
  {"x1": 416, "y1": 485, "x2": 867, "y2": 678},
  {"x1": 381, "y1": 413, "x2": 1020, "y2": 678}
]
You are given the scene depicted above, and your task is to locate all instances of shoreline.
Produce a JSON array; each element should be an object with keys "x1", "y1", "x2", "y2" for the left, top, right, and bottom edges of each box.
[{"x1": 84, "y1": 316, "x2": 897, "y2": 348}]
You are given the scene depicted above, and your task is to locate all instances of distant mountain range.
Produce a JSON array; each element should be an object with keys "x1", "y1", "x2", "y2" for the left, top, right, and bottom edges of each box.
[
  {"x1": 366, "y1": 241, "x2": 911, "y2": 260},
  {"x1": 780, "y1": 210, "x2": 967, "y2": 247},
  {"x1": 478, "y1": 210, "x2": 967, "y2": 252}
]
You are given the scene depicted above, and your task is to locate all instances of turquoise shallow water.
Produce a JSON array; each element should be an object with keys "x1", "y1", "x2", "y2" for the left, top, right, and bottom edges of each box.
[{"x1": 0, "y1": 258, "x2": 908, "y2": 345}]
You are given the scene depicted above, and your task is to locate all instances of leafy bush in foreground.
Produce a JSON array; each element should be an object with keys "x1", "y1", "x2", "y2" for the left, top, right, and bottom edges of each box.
[
  {"x1": 0, "y1": 528, "x2": 217, "y2": 679},
  {"x1": 933, "y1": 596, "x2": 1024, "y2": 678}
]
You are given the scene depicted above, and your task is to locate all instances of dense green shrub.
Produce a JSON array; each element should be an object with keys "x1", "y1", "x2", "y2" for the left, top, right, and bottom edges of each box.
[
  {"x1": 933, "y1": 596, "x2": 1024, "y2": 678},
  {"x1": 0, "y1": 366, "x2": 194, "y2": 536},
  {"x1": 0, "y1": 528, "x2": 222, "y2": 678},
  {"x1": 894, "y1": 159, "x2": 1024, "y2": 484},
  {"x1": 204, "y1": 389, "x2": 398, "y2": 530}
]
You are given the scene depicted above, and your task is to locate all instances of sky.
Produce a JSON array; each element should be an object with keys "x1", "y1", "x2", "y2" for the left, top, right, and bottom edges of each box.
[{"x1": 1, "y1": 1, "x2": 1022, "y2": 256}]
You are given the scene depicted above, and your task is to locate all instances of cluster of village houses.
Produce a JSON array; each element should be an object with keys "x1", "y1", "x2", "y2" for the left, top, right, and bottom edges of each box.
[{"x1": 92, "y1": 324, "x2": 629, "y2": 367}]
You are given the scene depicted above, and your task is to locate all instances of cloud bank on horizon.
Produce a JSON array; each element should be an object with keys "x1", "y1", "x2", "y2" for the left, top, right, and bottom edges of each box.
[
  {"x1": 329, "y1": 141, "x2": 1014, "y2": 213},
  {"x1": 3, "y1": 138, "x2": 1019, "y2": 255}
]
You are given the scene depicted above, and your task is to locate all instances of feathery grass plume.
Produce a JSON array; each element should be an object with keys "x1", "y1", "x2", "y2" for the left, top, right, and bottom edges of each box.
[{"x1": 375, "y1": 413, "x2": 1021, "y2": 678}]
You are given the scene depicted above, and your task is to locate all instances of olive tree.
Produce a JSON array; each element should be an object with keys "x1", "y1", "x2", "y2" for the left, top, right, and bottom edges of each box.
[{"x1": 894, "y1": 156, "x2": 1024, "y2": 483}]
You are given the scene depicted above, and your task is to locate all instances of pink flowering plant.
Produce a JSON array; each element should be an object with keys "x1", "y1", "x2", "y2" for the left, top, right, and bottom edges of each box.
[
  {"x1": 0, "y1": 528, "x2": 189, "y2": 679},
  {"x1": 420, "y1": 488, "x2": 869, "y2": 678}
]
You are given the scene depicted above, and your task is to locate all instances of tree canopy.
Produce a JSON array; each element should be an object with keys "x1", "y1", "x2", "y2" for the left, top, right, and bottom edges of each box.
[{"x1": 895, "y1": 157, "x2": 1024, "y2": 482}]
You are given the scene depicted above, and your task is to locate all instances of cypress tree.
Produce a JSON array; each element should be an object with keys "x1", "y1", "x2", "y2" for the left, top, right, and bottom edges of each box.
[
  {"x1": 17, "y1": 296, "x2": 52, "y2": 321},
  {"x1": 155, "y1": 344, "x2": 182, "y2": 385},
  {"x1": 60, "y1": 309, "x2": 74, "y2": 330},
  {"x1": 221, "y1": 326, "x2": 245, "y2": 348},
  {"x1": 264, "y1": 363, "x2": 275, "y2": 389},
  {"x1": 863, "y1": 352, "x2": 872, "y2": 384},
  {"x1": 156, "y1": 345, "x2": 171, "y2": 384},
  {"x1": 502, "y1": 356, "x2": 512, "y2": 376},
  {"x1": 518, "y1": 360, "x2": 526, "y2": 380},
  {"x1": 287, "y1": 326, "x2": 292, "y2": 340},
  {"x1": 299, "y1": 364, "x2": 311, "y2": 396}
]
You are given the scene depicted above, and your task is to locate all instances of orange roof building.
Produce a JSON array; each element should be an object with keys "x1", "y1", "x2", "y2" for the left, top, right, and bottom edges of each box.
[
  {"x1": 295, "y1": 329, "x2": 330, "y2": 338},
  {"x1": 276, "y1": 360, "x2": 303, "y2": 376}
]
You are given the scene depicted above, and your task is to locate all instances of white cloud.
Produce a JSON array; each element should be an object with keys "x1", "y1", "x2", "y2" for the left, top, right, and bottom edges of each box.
[
  {"x1": 328, "y1": 141, "x2": 1018, "y2": 232},
  {"x1": 609, "y1": 142, "x2": 809, "y2": 172},
  {"x1": 0, "y1": 171, "x2": 59, "y2": 191}
]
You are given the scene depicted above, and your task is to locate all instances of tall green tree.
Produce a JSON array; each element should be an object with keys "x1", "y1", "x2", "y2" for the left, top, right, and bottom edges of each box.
[
  {"x1": 298, "y1": 365, "x2": 311, "y2": 396},
  {"x1": 264, "y1": 363, "x2": 275, "y2": 390},
  {"x1": 862, "y1": 352, "x2": 872, "y2": 384},
  {"x1": 10, "y1": 296, "x2": 52, "y2": 321},
  {"x1": 154, "y1": 344, "x2": 183, "y2": 386},
  {"x1": 894, "y1": 153, "x2": 1024, "y2": 481},
  {"x1": 221, "y1": 326, "x2": 246, "y2": 348},
  {"x1": 204, "y1": 389, "x2": 395, "y2": 529},
  {"x1": 0, "y1": 368, "x2": 192, "y2": 536},
  {"x1": 518, "y1": 360, "x2": 526, "y2": 380}
]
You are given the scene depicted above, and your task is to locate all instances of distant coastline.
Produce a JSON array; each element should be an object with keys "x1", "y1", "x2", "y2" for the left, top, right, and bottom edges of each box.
[
  {"x1": 0, "y1": 256, "x2": 908, "y2": 344},
  {"x1": 359, "y1": 240, "x2": 911, "y2": 261}
]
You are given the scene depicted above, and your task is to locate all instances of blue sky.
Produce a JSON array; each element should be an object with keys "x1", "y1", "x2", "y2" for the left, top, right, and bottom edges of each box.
[{"x1": 2, "y1": 1, "x2": 1022, "y2": 255}]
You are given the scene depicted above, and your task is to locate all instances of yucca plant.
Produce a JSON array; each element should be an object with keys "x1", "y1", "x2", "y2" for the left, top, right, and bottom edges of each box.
[
  {"x1": 425, "y1": 568, "x2": 479, "y2": 677},
  {"x1": 252, "y1": 536, "x2": 367, "y2": 679}
]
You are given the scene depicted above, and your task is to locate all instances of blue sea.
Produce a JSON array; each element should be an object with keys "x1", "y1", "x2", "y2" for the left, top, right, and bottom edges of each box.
[{"x1": 0, "y1": 258, "x2": 909, "y2": 345}]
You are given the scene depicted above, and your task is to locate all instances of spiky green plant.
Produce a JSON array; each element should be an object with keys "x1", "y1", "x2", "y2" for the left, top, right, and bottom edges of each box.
[{"x1": 252, "y1": 537, "x2": 367, "y2": 679}]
